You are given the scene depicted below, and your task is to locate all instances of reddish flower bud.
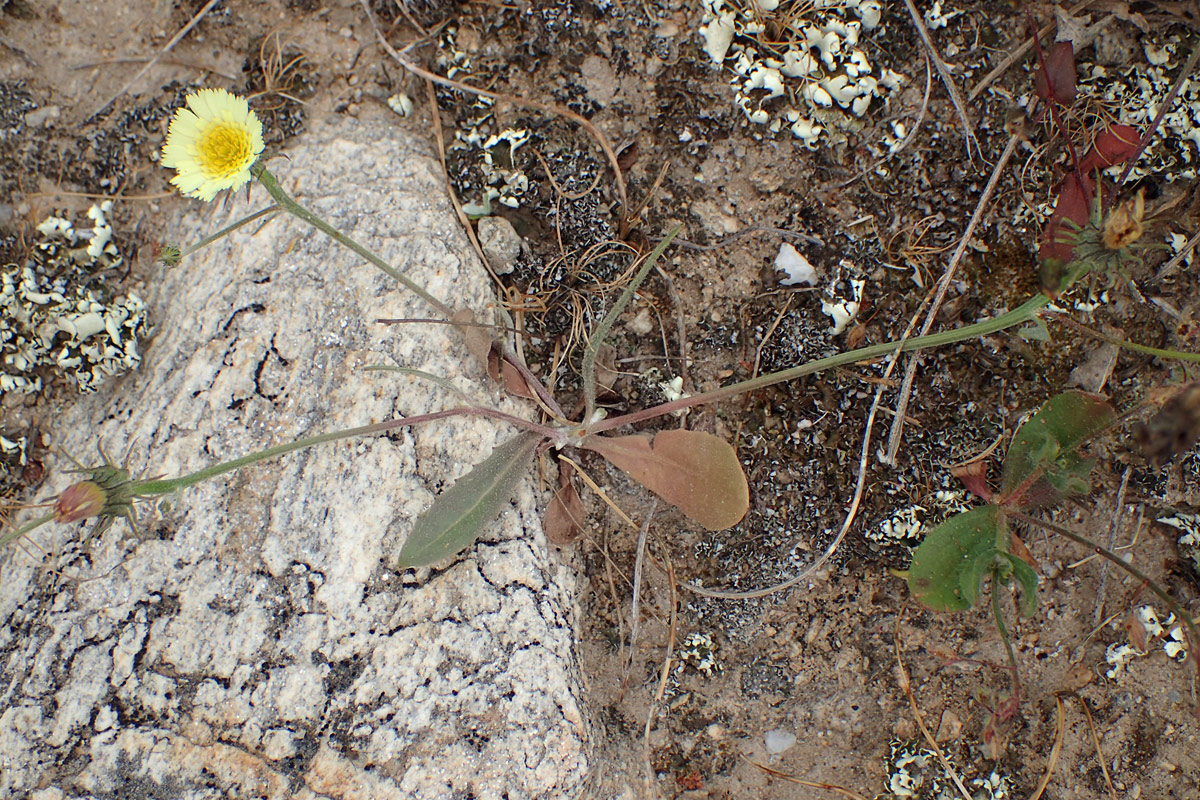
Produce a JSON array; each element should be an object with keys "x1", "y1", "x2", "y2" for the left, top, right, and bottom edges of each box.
[{"x1": 54, "y1": 481, "x2": 108, "y2": 523}]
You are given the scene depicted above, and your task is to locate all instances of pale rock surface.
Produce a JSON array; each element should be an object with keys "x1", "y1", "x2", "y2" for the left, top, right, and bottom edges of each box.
[{"x1": 0, "y1": 115, "x2": 586, "y2": 799}]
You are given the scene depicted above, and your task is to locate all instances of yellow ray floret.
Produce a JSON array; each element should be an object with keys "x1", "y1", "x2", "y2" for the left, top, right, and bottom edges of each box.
[{"x1": 161, "y1": 89, "x2": 265, "y2": 202}]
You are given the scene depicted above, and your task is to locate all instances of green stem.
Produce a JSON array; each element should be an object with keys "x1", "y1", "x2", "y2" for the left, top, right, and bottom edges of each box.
[
  {"x1": 1, "y1": 512, "x2": 55, "y2": 548},
  {"x1": 182, "y1": 205, "x2": 280, "y2": 258},
  {"x1": 1043, "y1": 311, "x2": 1200, "y2": 363},
  {"x1": 584, "y1": 293, "x2": 1052, "y2": 436},
  {"x1": 253, "y1": 165, "x2": 454, "y2": 320},
  {"x1": 991, "y1": 568, "x2": 1022, "y2": 701},
  {"x1": 1011, "y1": 510, "x2": 1200, "y2": 694},
  {"x1": 134, "y1": 406, "x2": 560, "y2": 496}
]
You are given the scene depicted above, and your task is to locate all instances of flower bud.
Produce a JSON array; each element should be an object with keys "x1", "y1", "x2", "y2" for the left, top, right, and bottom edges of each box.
[
  {"x1": 158, "y1": 244, "x2": 182, "y2": 267},
  {"x1": 55, "y1": 481, "x2": 108, "y2": 523}
]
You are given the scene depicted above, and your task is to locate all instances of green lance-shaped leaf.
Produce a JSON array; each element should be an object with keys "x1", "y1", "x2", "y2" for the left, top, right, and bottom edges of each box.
[
  {"x1": 1000, "y1": 390, "x2": 1115, "y2": 507},
  {"x1": 391, "y1": 431, "x2": 541, "y2": 569},
  {"x1": 583, "y1": 428, "x2": 749, "y2": 531},
  {"x1": 908, "y1": 506, "x2": 1006, "y2": 612}
]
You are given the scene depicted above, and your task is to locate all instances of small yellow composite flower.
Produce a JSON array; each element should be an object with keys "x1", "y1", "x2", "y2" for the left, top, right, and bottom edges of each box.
[{"x1": 161, "y1": 88, "x2": 265, "y2": 202}]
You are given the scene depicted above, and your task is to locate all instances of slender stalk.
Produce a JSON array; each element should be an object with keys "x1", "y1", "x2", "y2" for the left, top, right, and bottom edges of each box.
[
  {"x1": 1011, "y1": 510, "x2": 1200, "y2": 692},
  {"x1": 991, "y1": 569, "x2": 1023, "y2": 701},
  {"x1": 253, "y1": 165, "x2": 454, "y2": 319},
  {"x1": 583, "y1": 293, "x2": 1051, "y2": 436},
  {"x1": 134, "y1": 407, "x2": 561, "y2": 496},
  {"x1": 1043, "y1": 311, "x2": 1200, "y2": 363},
  {"x1": 182, "y1": 204, "x2": 280, "y2": 258},
  {"x1": 0, "y1": 512, "x2": 55, "y2": 548},
  {"x1": 582, "y1": 227, "x2": 680, "y2": 421}
]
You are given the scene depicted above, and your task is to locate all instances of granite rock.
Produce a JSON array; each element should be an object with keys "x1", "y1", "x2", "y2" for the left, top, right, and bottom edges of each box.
[{"x1": 0, "y1": 115, "x2": 586, "y2": 799}]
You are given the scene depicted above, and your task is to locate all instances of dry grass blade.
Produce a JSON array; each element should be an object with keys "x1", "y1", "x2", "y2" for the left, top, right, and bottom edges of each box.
[
  {"x1": 884, "y1": 133, "x2": 1021, "y2": 464},
  {"x1": 894, "y1": 616, "x2": 974, "y2": 800},
  {"x1": 901, "y1": 0, "x2": 979, "y2": 160},
  {"x1": 642, "y1": 552, "x2": 677, "y2": 799},
  {"x1": 1028, "y1": 693, "x2": 1067, "y2": 800},
  {"x1": 745, "y1": 759, "x2": 870, "y2": 800},
  {"x1": 620, "y1": 499, "x2": 656, "y2": 700},
  {"x1": 89, "y1": 0, "x2": 223, "y2": 120},
  {"x1": 1156, "y1": 227, "x2": 1200, "y2": 280},
  {"x1": 1078, "y1": 695, "x2": 1119, "y2": 800}
]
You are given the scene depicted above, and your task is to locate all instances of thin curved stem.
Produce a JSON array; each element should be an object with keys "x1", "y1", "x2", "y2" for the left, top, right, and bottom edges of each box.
[
  {"x1": 253, "y1": 165, "x2": 454, "y2": 319},
  {"x1": 182, "y1": 204, "x2": 280, "y2": 258},
  {"x1": 584, "y1": 293, "x2": 1051, "y2": 436},
  {"x1": 134, "y1": 407, "x2": 561, "y2": 496}
]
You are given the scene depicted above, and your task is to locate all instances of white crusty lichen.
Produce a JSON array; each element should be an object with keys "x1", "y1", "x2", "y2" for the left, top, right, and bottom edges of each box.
[
  {"x1": 2, "y1": 201, "x2": 149, "y2": 394},
  {"x1": 698, "y1": 0, "x2": 902, "y2": 147},
  {"x1": 1075, "y1": 33, "x2": 1200, "y2": 182}
]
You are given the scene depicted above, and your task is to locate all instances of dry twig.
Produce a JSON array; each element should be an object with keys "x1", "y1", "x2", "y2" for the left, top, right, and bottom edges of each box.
[
  {"x1": 901, "y1": 0, "x2": 979, "y2": 160},
  {"x1": 89, "y1": 0, "x2": 223, "y2": 120},
  {"x1": 883, "y1": 133, "x2": 1022, "y2": 464}
]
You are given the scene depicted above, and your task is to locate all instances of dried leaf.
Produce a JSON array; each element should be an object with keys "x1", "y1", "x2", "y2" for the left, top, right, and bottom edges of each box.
[
  {"x1": 500, "y1": 358, "x2": 536, "y2": 400},
  {"x1": 452, "y1": 308, "x2": 499, "y2": 382},
  {"x1": 583, "y1": 428, "x2": 749, "y2": 530},
  {"x1": 391, "y1": 431, "x2": 541, "y2": 569},
  {"x1": 544, "y1": 460, "x2": 585, "y2": 545}
]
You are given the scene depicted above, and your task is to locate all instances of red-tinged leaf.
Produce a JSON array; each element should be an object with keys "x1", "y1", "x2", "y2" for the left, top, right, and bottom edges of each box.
[
  {"x1": 544, "y1": 461, "x2": 585, "y2": 545},
  {"x1": 951, "y1": 459, "x2": 992, "y2": 501},
  {"x1": 500, "y1": 358, "x2": 536, "y2": 400},
  {"x1": 1034, "y1": 41, "x2": 1076, "y2": 105},
  {"x1": 583, "y1": 429, "x2": 749, "y2": 530},
  {"x1": 1040, "y1": 171, "x2": 1094, "y2": 262},
  {"x1": 1080, "y1": 124, "x2": 1141, "y2": 172}
]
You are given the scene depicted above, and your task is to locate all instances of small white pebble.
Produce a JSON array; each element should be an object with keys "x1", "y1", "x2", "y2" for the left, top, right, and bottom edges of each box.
[{"x1": 764, "y1": 729, "x2": 796, "y2": 754}]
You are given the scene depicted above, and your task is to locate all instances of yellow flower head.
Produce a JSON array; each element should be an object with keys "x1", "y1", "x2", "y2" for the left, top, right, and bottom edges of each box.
[{"x1": 161, "y1": 89, "x2": 265, "y2": 202}]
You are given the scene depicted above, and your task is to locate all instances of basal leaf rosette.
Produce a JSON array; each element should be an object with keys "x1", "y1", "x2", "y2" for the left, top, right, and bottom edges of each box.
[{"x1": 161, "y1": 88, "x2": 265, "y2": 202}]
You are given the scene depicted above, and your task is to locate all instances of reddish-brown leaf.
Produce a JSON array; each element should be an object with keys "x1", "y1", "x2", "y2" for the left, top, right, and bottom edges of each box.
[
  {"x1": 583, "y1": 429, "x2": 749, "y2": 530},
  {"x1": 1079, "y1": 124, "x2": 1141, "y2": 172},
  {"x1": 1034, "y1": 41, "x2": 1077, "y2": 105},
  {"x1": 544, "y1": 460, "x2": 585, "y2": 545},
  {"x1": 452, "y1": 309, "x2": 499, "y2": 382},
  {"x1": 1040, "y1": 171, "x2": 1093, "y2": 262},
  {"x1": 499, "y1": 358, "x2": 536, "y2": 400}
]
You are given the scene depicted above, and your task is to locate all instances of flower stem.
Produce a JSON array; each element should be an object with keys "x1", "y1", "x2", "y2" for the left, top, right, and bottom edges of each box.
[
  {"x1": 583, "y1": 293, "x2": 1052, "y2": 435},
  {"x1": 252, "y1": 164, "x2": 454, "y2": 319},
  {"x1": 182, "y1": 204, "x2": 280, "y2": 258},
  {"x1": 0, "y1": 512, "x2": 55, "y2": 549},
  {"x1": 132, "y1": 407, "x2": 560, "y2": 497}
]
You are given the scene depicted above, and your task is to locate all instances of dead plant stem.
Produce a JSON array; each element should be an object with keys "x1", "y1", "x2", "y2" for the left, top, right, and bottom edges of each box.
[{"x1": 883, "y1": 133, "x2": 1021, "y2": 464}]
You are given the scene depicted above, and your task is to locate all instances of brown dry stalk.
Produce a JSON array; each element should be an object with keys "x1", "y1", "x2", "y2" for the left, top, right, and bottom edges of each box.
[
  {"x1": 89, "y1": 0, "x2": 223, "y2": 120},
  {"x1": 1028, "y1": 693, "x2": 1067, "y2": 800},
  {"x1": 901, "y1": 0, "x2": 979, "y2": 160},
  {"x1": 745, "y1": 759, "x2": 870, "y2": 800},
  {"x1": 884, "y1": 133, "x2": 1021, "y2": 464},
  {"x1": 894, "y1": 616, "x2": 974, "y2": 800}
]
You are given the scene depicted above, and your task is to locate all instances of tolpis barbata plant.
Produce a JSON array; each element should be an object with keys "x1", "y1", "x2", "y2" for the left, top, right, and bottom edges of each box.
[{"x1": 0, "y1": 73, "x2": 1182, "y2": 576}]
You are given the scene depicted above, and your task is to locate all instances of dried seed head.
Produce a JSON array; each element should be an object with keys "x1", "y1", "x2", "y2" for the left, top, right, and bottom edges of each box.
[
  {"x1": 54, "y1": 481, "x2": 108, "y2": 523},
  {"x1": 1102, "y1": 190, "x2": 1145, "y2": 250}
]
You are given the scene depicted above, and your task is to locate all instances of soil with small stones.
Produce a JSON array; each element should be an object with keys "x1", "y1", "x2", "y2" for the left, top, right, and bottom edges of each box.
[{"x1": 3, "y1": 1, "x2": 1200, "y2": 797}]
